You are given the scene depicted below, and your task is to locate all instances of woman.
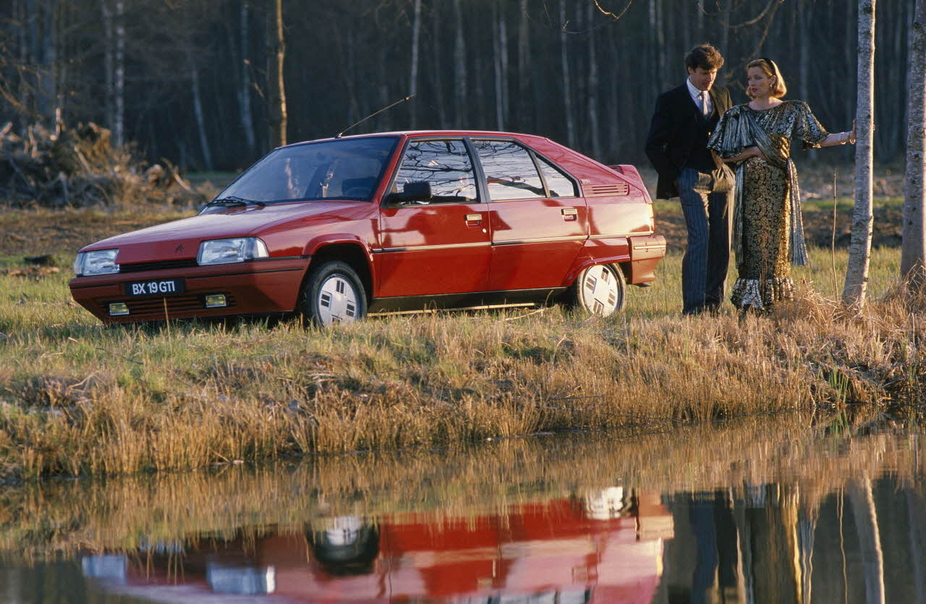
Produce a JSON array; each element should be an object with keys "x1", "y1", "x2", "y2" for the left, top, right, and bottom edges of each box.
[{"x1": 707, "y1": 58, "x2": 855, "y2": 310}]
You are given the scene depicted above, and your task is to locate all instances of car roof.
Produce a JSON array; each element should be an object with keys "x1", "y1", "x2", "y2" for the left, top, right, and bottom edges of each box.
[{"x1": 282, "y1": 130, "x2": 550, "y2": 148}]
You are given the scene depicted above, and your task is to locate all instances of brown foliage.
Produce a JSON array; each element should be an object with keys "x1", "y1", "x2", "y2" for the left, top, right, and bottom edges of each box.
[{"x1": 0, "y1": 121, "x2": 207, "y2": 208}]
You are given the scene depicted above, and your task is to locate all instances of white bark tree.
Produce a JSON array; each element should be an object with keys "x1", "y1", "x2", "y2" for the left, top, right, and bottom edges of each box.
[
  {"x1": 559, "y1": 0, "x2": 575, "y2": 148},
  {"x1": 408, "y1": 0, "x2": 421, "y2": 129},
  {"x1": 101, "y1": 0, "x2": 125, "y2": 148},
  {"x1": 453, "y1": 0, "x2": 466, "y2": 127},
  {"x1": 586, "y1": 1, "x2": 601, "y2": 159},
  {"x1": 266, "y1": 0, "x2": 287, "y2": 148},
  {"x1": 849, "y1": 476, "x2": 886, "y2": 604},
  {"x1": 236, "y1": 0, "x2": 256, "y2": 155},
  {"x1": 901, "y1": 0, "x2": 926, "y2": 286},
  {"x1": 842, "y1": 0, "x2": 876, "y2": 309}
]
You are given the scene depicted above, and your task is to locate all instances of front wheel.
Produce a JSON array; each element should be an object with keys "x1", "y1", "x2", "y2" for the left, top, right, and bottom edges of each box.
[
  {"x1": 571, "y1": 263, "x2": 626, "y2": 317},
  {"x1": 299, "y1": 260, "x2": 367, "y2": 326}
]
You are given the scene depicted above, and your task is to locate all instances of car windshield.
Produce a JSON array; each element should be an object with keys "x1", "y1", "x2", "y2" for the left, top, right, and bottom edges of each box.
[{"x1": 217, "y1": 137, "x2": 399, "y2": 203}]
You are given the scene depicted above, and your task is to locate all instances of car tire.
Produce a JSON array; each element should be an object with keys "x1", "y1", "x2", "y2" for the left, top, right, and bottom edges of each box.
[
  {"x1": 571, "y1": 263, "x2": 626, "y2": 317},
  {"x1": 299, "y1": 260, "x2": 367, "y2": 325}
]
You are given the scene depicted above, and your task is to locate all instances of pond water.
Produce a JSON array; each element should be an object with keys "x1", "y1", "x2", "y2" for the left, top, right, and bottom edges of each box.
[{"x1": 1, "y1": 417, "x2": 925, "y2": 603}]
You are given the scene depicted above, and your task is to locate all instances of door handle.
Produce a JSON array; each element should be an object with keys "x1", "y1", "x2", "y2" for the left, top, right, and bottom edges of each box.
[
  {"x1": 465, "y1": 213, "x2": 483, "y2": 226},
  {"x1": 561, "y1": 207, "x2": 578, "y2": 221}
]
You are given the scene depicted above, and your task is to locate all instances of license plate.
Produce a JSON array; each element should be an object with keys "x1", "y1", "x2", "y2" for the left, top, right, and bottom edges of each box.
[{"x1": 123, "y1": 278, "x2": 185, "y2": 297}]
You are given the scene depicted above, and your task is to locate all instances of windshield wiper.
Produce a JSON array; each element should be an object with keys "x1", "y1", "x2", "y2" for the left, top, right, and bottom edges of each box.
[
  {"x1": 209, "y1": 196, "x2": 265, "y2": 207},
  {"x1": 201, "y1": 196, "x2": 266, "y2": 214}
]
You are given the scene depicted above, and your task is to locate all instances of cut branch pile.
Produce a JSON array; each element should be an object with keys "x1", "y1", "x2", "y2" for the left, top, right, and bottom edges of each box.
[{"x1": 0, "y1": 122, "x2": 205, "y2": 208}]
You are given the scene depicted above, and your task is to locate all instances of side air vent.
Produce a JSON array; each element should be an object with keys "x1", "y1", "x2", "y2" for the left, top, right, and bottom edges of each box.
[{"x1": 586, "y1": 182, "x2": 630, "y2": 196}]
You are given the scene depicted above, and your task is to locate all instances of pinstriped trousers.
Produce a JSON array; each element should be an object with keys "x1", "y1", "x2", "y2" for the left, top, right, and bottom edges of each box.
[{"x1": 677, "y1": 168, "x2": 733, "y2": 315}]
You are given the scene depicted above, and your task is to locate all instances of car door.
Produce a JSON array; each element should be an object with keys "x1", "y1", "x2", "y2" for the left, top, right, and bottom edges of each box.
[
  {"x1": 375, "y1": 138, "x2": 491, "y2": 298},
  {"x1": 473, "y1": 139, "x2": 587, "y2": 291}
]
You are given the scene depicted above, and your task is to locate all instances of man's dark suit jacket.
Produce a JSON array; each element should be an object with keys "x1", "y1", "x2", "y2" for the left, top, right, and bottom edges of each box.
[{"x1": 644, "y1": 84, "x2": 732, "y2": 200}]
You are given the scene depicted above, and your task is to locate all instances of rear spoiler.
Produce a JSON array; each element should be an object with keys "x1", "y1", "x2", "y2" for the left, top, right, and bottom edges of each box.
[{"x1": 607, "y1": 164, "x2": 643, "y2": 181}]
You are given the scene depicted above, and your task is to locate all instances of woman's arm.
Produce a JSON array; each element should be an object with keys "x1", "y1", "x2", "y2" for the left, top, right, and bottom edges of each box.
[
  {"x1": 816, "y1": 130, "x2": 856, "y2": 148},
  {"x1": 720, "y1": 146, "x2": 767, "y2": 163}
]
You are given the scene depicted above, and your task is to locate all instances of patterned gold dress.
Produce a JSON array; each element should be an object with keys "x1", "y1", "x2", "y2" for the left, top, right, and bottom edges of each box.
[{"x1": 707, "y1": 101, "x2": 829, "y2": 309}]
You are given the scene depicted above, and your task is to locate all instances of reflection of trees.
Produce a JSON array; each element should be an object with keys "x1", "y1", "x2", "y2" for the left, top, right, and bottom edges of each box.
[
  {"x1": 396, "y1": 140, "x2": 476, "y2": 199},
  {"x1": 474, "y1": 140, "x2": 545, "y2": 200}
]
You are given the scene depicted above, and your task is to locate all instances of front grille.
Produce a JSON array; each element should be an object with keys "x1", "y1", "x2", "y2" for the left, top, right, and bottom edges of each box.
[
  {"x1": 102, "y1": 294, "x2": 237, "y2": 319},
  {"x1": 120, "y1": 259, "x2": 199, "y2": 274}
]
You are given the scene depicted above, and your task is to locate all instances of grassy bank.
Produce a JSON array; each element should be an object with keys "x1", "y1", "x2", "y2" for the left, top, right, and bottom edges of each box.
[
  {"x1": 0, "y1": 206, "x2": 923, "y2": 480},
  {"x1": 0, "y1": 416, "x2": 918, "y2": 562}
]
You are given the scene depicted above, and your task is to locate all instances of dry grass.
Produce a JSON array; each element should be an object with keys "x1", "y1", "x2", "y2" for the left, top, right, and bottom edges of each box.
[{"x1": 0, "y1": 205, "x2": 923, "y2": 479}]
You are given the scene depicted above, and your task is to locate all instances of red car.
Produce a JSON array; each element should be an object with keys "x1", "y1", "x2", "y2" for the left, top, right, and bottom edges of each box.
[{"x1": 70, "y1": 131, "x2": 666, "y2": 325}]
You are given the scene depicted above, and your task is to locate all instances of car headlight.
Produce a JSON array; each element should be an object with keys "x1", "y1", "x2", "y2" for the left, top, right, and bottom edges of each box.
[
  {"x1": 73, "y1": 249, "x2": 120, "y2": 276},
  {"x1": 197, "y1": 237, "x2": 269, "y2": 265}
]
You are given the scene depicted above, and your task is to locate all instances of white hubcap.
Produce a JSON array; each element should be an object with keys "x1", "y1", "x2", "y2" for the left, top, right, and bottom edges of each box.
[
  {"x1": 580, "y1": 265, "x2": 620, "y2": 316},
  {"x1": 317, "y1": 274, "x2": 359, "y2": 324}
]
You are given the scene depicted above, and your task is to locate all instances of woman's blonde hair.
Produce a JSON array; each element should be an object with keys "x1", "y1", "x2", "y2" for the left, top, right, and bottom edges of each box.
[{"x1": 747, "y1": 58, "x2": 787, "y2": 98}]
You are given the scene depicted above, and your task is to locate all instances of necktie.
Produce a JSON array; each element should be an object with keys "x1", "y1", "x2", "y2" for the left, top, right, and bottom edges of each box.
[{"x1": 699, "y1": 92, "x2": 708, "y2": 116}]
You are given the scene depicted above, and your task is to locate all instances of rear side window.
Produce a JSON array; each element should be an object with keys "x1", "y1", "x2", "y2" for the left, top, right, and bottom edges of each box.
[
  {"x1": 536, "y1": 155, "x2": 578, "y2": 198},
  {"x1": 394, "y1": 140, "x2": 478, "y2": 201},
  {"x1": 473, "y1": 140, "x2": 545, "y2": 201}
]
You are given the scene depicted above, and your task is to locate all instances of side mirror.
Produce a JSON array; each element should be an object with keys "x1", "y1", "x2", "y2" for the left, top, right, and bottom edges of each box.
[{"x1": 386, "y1": 181, "x2": 432, "y2": 205}]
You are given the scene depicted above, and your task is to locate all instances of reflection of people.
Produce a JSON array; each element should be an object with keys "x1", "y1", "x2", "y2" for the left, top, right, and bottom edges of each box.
[
  {"x1": 708, "y1": 58, "x2": 856, "y2": 311},
  {"x1": 645, "y1": 44, "x2": 735, "y2": 316}
]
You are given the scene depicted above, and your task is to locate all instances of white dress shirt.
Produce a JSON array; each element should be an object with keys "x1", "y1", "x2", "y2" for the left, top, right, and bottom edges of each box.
[{"x1": 686, "y1": 78, "x2": 713, "y2": 116}]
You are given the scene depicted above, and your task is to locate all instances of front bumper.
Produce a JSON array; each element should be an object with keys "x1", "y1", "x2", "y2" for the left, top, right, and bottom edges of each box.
[{"x1": 69, "y1": 257, "x2": 309, "y2": 323}]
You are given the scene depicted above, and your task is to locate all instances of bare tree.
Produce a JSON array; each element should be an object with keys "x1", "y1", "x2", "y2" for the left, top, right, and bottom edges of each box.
[
  {"x1": 587, "y1": 0, "x2": 601, "y2": 160},
  {"x1": 236, "y1": 0, "x2": 256, "y2": 155},
  {"x1": 408, "y1": 0, "x2": 421, "y2": 129},
  {"x1": 849, "y1": 476, "x2": 886, "y2": 604},
  {"x1": 901, "y1": 0, "x2": 926, "y2": 285},
  {"x1": 843, "y1": 0, "x2": 876, "y2": 309},
  {"x1": 559, "y1": 0, "x2": 575, "y2": 148},
  {"x1": 452, "y1": 0, "x2": 466, "y2": 127},
  {"x1": 266, "y1": 0, "x2": 287, "y2": 148},
  {"x1": 187, "y1": 50, "x2": 213, "y2": 170}
]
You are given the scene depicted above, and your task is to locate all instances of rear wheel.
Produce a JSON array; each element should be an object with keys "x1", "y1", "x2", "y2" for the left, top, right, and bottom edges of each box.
[
  {"x1": 571, "y1": 263, "x2": 626, "y2": 317},
  {"x1": 299, "y1": 260, "x2": 367, "y2": 325}
]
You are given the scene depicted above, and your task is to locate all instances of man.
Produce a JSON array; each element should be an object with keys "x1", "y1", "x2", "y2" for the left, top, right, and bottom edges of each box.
[{"x1": 645, "y1": 44, "x2": 734, "y2": 315}]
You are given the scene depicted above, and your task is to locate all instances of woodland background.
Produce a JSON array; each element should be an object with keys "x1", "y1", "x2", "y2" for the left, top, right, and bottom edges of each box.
[{"x1": 0, "y1": 0, "x2": 914, "y2": 172}]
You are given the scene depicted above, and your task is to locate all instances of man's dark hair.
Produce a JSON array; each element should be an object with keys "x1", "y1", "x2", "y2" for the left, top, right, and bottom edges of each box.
[{"x1": 685, "y1": 44, "x2": 724, "y2": 71}]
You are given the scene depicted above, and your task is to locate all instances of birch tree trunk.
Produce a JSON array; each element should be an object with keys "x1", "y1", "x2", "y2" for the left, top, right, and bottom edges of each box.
[
  {"x1": 113, "y1": 0, "x2": 124, "y2": 148},
  {"x1": 559, "y1": 0, "x2": 575, "y2": 148},
  {"x1": 429, "y1": 2, "x2": 446, "y2": 126},
  {"x1": 499, "y1": 6, "x2": 509, "y2": 130},
  {"x1": 237, "y1": 0, "x2": 256, "y2": 154},
  {"x1": 901, "y1": 0, "x2": 926, "y2": 285},
  {"x1": 517, "y1": 0, "x2": 530, "y2": 132},
  {"x1": 842, "y1": 0, "x2": 876, "y2": 309},
  {"x1": 493, "y1": 0, "x2": 503, "y2": 130},
  {"x1": 37, "y1": 0, "x2": 57, "y2": 127},
  {"x1": 408, "y1": 0, "x2": 421, "y2": 129},
  {"x1": 102, "y1": 0, "x2": 114, "y2": 137},
  {"x1": 266, "y1": 0, "x2": 287, "y2": 148},
  {"x1": 453, "y1": 0, "x2": 466, "y2": 127},
  {"x1": 587, "y1": 0, "x2": 601, "y2": 160},
  {"x1": 849, "y1": 476, "x2": 886, "y2": 604},
  {"x1": 188, "y1": 52, "x2": 213, "y2": 171}
]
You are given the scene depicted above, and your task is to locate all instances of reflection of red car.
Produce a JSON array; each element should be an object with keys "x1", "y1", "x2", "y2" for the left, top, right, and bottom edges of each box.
[
  {"x1": 69, "y1": 131, "x2": 666, "y2": 325},
  {"x1": 82, "y1": 489, "x2": 674, "y2": 603}
]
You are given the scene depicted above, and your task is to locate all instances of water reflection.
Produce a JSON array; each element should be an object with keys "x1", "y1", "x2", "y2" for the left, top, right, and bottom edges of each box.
[{"x1": 1, "y1": 418, "x2": 925, "y2": 603}]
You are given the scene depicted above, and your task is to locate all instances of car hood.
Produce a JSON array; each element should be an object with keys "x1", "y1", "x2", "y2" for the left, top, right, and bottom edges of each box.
[{"x1": 80, "y1": 201, "x2": 366, "y2": 263}]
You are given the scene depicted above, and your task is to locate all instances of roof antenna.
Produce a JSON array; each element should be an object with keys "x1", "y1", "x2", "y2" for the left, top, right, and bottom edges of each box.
[{"x1": 336, "y1": 94, "x2": 415, "y2": 139}]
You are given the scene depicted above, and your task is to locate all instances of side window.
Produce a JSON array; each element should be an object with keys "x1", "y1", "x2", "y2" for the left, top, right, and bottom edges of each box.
[
  {"x1": 473, "y1": 140, "x2": 545, "y2": 201},
  {"x1": 536, "y1": 155, "x2": 578, "y2": 198},
  {"x1": 394, "y1": 140, "x2": 478, "y2": 201}
]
